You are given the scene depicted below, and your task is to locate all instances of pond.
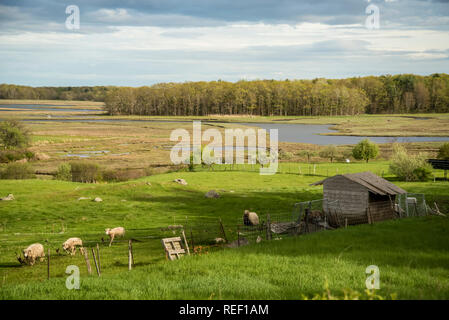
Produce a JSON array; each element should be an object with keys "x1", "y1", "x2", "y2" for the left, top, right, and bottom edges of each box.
[
  {"x1": 1, "y1": 112, "x2": 448, "y2": 145},
  {"x1": 237, "y1": 123, "x2": 449, "y2": 145}
]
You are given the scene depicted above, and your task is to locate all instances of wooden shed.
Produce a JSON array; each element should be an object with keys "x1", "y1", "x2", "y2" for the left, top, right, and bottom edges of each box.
[{"x1": 311, "y1": 171, "x2": 407, "y2": 224}]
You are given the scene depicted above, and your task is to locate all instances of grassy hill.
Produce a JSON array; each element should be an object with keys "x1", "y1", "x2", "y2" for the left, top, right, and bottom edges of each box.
[
  {"x1": 0, "y1": 163, "x2": 448, "y2": 299},
  {"x1": 1, "y1": 216, "x2": 448, "y2": 300}
]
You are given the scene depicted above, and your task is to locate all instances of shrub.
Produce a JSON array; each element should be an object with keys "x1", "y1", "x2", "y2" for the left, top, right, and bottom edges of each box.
[
  {"x1": 103, "y1": 168, "x2": 147, "y2": 182},
  {"x1": 55, "y1": 163, "x2": 72, "y2": 181},
  {"x1": 279, "y1": 150, "x2": 293, "y2": 160},
  {"x1": 319, "y1": 145, "x2": 338, "y2": 163},
  {"x1": 412, "y1": 166, "x2": 433, "y2": 182},
  {"x1": 0, "y1": 149, "x2": 32, "y2": 163},
  {"x1": 0, "y1": 120, "x2": 30, "y2": 150},
  {"x1": 70, "y1": 161, "x2": 101, "y2": 183},
  {"x1": 0, "y1": 162, "x2": 35, "y2": 179},
  {"x1": 24, "y1": 151, "x2": 35, "y2": 160},
  {"x1": 389, "y1": 144, "x2": 433, "y2": 181},
  {"x1": 296, "y1": 150, "x2": 317, "y2": 163},
  {"x1": 437, "y1": 143, "x2": 449, "y2": 160},
  {"x1": 352, "y1": 139, "x2": 379, "y2": 163}
]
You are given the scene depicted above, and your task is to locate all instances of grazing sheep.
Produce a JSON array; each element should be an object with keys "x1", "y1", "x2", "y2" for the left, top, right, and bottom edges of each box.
[
  {"x1": 62, "y1": 237, "x2": 83, "y2": 255},
  {"x1": 105, "y1": 227, "x2": 125, "y2": 246},
  {"x1": 205, "y1": 190, "x2": 220, "y2": 198},
  {"x1": 174, "y1": 178, "x2": 188, "y2": 185},
  {"x1": 1, "y1": 194, "x2": 14, "y2": 201},
  {"x1": 22, "y1": 243, "x2": 45, "y2": 266},
  {"x1": 214, "y1": 237, "x2": 226, "y2": 244},
  {"x1": 243, "y1": 210, "x2": 259, "y2": 226}
]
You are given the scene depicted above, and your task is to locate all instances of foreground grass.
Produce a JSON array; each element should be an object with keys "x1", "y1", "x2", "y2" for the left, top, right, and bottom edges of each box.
[{"x1": 1, "y1": 216, "x2": 448, "y2": 300}]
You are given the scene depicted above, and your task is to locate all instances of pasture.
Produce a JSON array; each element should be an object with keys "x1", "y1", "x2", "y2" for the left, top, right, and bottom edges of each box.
[{"x1": 0, "y1": 166, "x2": 448, "y2": 299}]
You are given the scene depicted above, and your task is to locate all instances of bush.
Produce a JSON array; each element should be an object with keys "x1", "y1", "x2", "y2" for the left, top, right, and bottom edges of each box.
[
  {"x1": 0, "y1": 162, "x2": 35, "y2": 179},
  {"x1": 0, "y1": 149, "x2": 33, "y2": 163},
  {"x1": 70, "y1": 161, "x2": 101, "y2": 183},
  {"x1": 389, "y1": 144, "x2": 433, "y2": 181},
  {"x1": 296, "y1": 150, "x2": 317, "y2": 163},
  {"x1": 0, "y1": 120, "x2": 30, "y2": 150},
  {"x1": 319, "y1": 145, "x2": 338, "y2": 162},
  {"x1": 412, "y1": 166, "x2": 433, "y2": 182},
  {"x1": 352, "y1": 139, "x2": 379, "y2": 163},
  {"x1": 437, "y1": 143, "x2": 449, "y2": 160},
  {"x1": 279, "y1": 150, "x2": 293, "y2": 160},
  {"x1": 55, "y1": 163, "x2": 72, "y2": 181},
  {"x1": 103, "y1": 168, "x2": 147, "y2": 182},
  {"x1": 24, "y1": 151, "x2": 35, "y2": 160}
]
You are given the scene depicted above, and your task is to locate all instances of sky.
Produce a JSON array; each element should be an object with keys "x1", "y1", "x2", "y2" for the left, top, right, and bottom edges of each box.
[{"x1": 1, "y1": 0, "x2": 449, "y2": 86}]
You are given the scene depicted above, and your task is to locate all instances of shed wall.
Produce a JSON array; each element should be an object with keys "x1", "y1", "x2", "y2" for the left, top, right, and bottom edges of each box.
[{"x1": 323, "y1": 177, "x2": 368, "y2": 216}]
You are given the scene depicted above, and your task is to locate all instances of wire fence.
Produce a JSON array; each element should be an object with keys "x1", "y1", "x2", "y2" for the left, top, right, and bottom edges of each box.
[{"x1": 2, "y1": 190, "x2": 442, "y2": 275}]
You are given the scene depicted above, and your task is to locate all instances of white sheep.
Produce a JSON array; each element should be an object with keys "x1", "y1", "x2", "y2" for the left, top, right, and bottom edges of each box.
[
  {"x1": 214, "y1": 237, "x2": 226, "y2": 244},
  {"x1": 62, "y1": 237, "x2": 83, "y2": 255},
  {"x1": 22, "y1": 243, "x2": 45, "y2": 266},
  {"x1": 105, "y1": 227, "x2": 125, "y2": 246},
  {"x1": 243, "y1": 210, "x2": 259, "y2": 226}
]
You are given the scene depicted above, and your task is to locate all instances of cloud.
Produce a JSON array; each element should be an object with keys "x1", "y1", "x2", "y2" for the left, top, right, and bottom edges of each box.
[{"x1": 0, "y1": 0, "x2": 448, "y2": 85}]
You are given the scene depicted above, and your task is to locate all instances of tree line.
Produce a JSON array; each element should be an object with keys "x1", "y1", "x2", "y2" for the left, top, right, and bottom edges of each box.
[
  {"x1": 2, "y1": 73, "x2": 449, "y2": 115},
  {"x1": 104, "y1": 74, "x2": 449, "y2": 116},
  {"x1": 0, "y1": 84, "x2": 111, "y2": 101}
]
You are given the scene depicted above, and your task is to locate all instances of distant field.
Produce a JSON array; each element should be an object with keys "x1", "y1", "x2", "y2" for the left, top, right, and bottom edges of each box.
[
  {"x1": 1, "y1": 99, "x2": 448, "y2": 173},
  {"x1": 1, "y1": 99, "x2": 449, "y2": 137},
  {"x1": 0, "y1": 167, "x2": 448, "y2": 299}
]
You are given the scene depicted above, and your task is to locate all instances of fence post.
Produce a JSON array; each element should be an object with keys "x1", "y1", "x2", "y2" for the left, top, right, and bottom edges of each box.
[
  {"x1": 405, "y1": 195, "x2": 410, "y2": 217},
  {"x1": 91, "y1": 248, "x2": 100, "y2": 276},
  {"x1": 305, "y1": 208, "x2": 310, "y2": 233},
  {"x1": 181, "y1": 230, "x2": 190, "y2": 256},
  {"x1": 266, "y1": 214, "x2": 272, "y2": 240},
  {"x1": 345, "y1": 218, "x2": 348, "y2": 229},
  {"x1": 190, "y1": 228, "x2": 195, "y2": 252},
  {"x1": 128, "y1": 240, "x2": 133, "y2": 271},
  {"x1": 96, "y1": 243, "x2": 101, "y2": 274},
  {"x1": 237, "y1": 225, "x2": 240, "y2": 247},
  {"x1": 82, "y1": 247, "x2": 92, "y2": 275},
  {"x1": 47, "y1": 248, "x2": 50, "y2": 280},
  {"x1": 219, "y1": 218, "x2": 228, "y2": 243},
  {"x1": 366, "y1": 208, "x2": 372, "y2": 225}
]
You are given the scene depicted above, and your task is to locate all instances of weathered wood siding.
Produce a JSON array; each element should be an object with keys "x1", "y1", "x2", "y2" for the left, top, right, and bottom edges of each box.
[
  {"x1": 323, "y1": 176, "x2": 368, "y2": 216},
  {"x1": 369, "y1": 201, "x2": 396, "y2": 222}
]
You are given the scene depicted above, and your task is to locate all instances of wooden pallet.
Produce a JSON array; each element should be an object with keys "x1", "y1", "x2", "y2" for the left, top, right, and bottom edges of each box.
[{"x1": 161, "y1": 232, "x2": 190, "y2": 260}]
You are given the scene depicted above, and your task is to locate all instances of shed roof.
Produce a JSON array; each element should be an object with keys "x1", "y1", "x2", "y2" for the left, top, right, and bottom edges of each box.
[{"x1": 310, "y1": 171, "x2": 406, "y2": 196}]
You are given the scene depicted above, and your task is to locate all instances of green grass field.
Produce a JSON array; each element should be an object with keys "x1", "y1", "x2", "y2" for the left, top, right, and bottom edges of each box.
[{"x1": 0, "y1": 162, "x2": 448, "y2": 299}]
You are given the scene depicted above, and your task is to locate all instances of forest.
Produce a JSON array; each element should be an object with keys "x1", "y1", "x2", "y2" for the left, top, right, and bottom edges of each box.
[
  {"x1": 0, "y1": 85, "x2": 110, "y2": 102},
  {"x1": 2, "y1": 73, "x2": 449, "y2": 116}
]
